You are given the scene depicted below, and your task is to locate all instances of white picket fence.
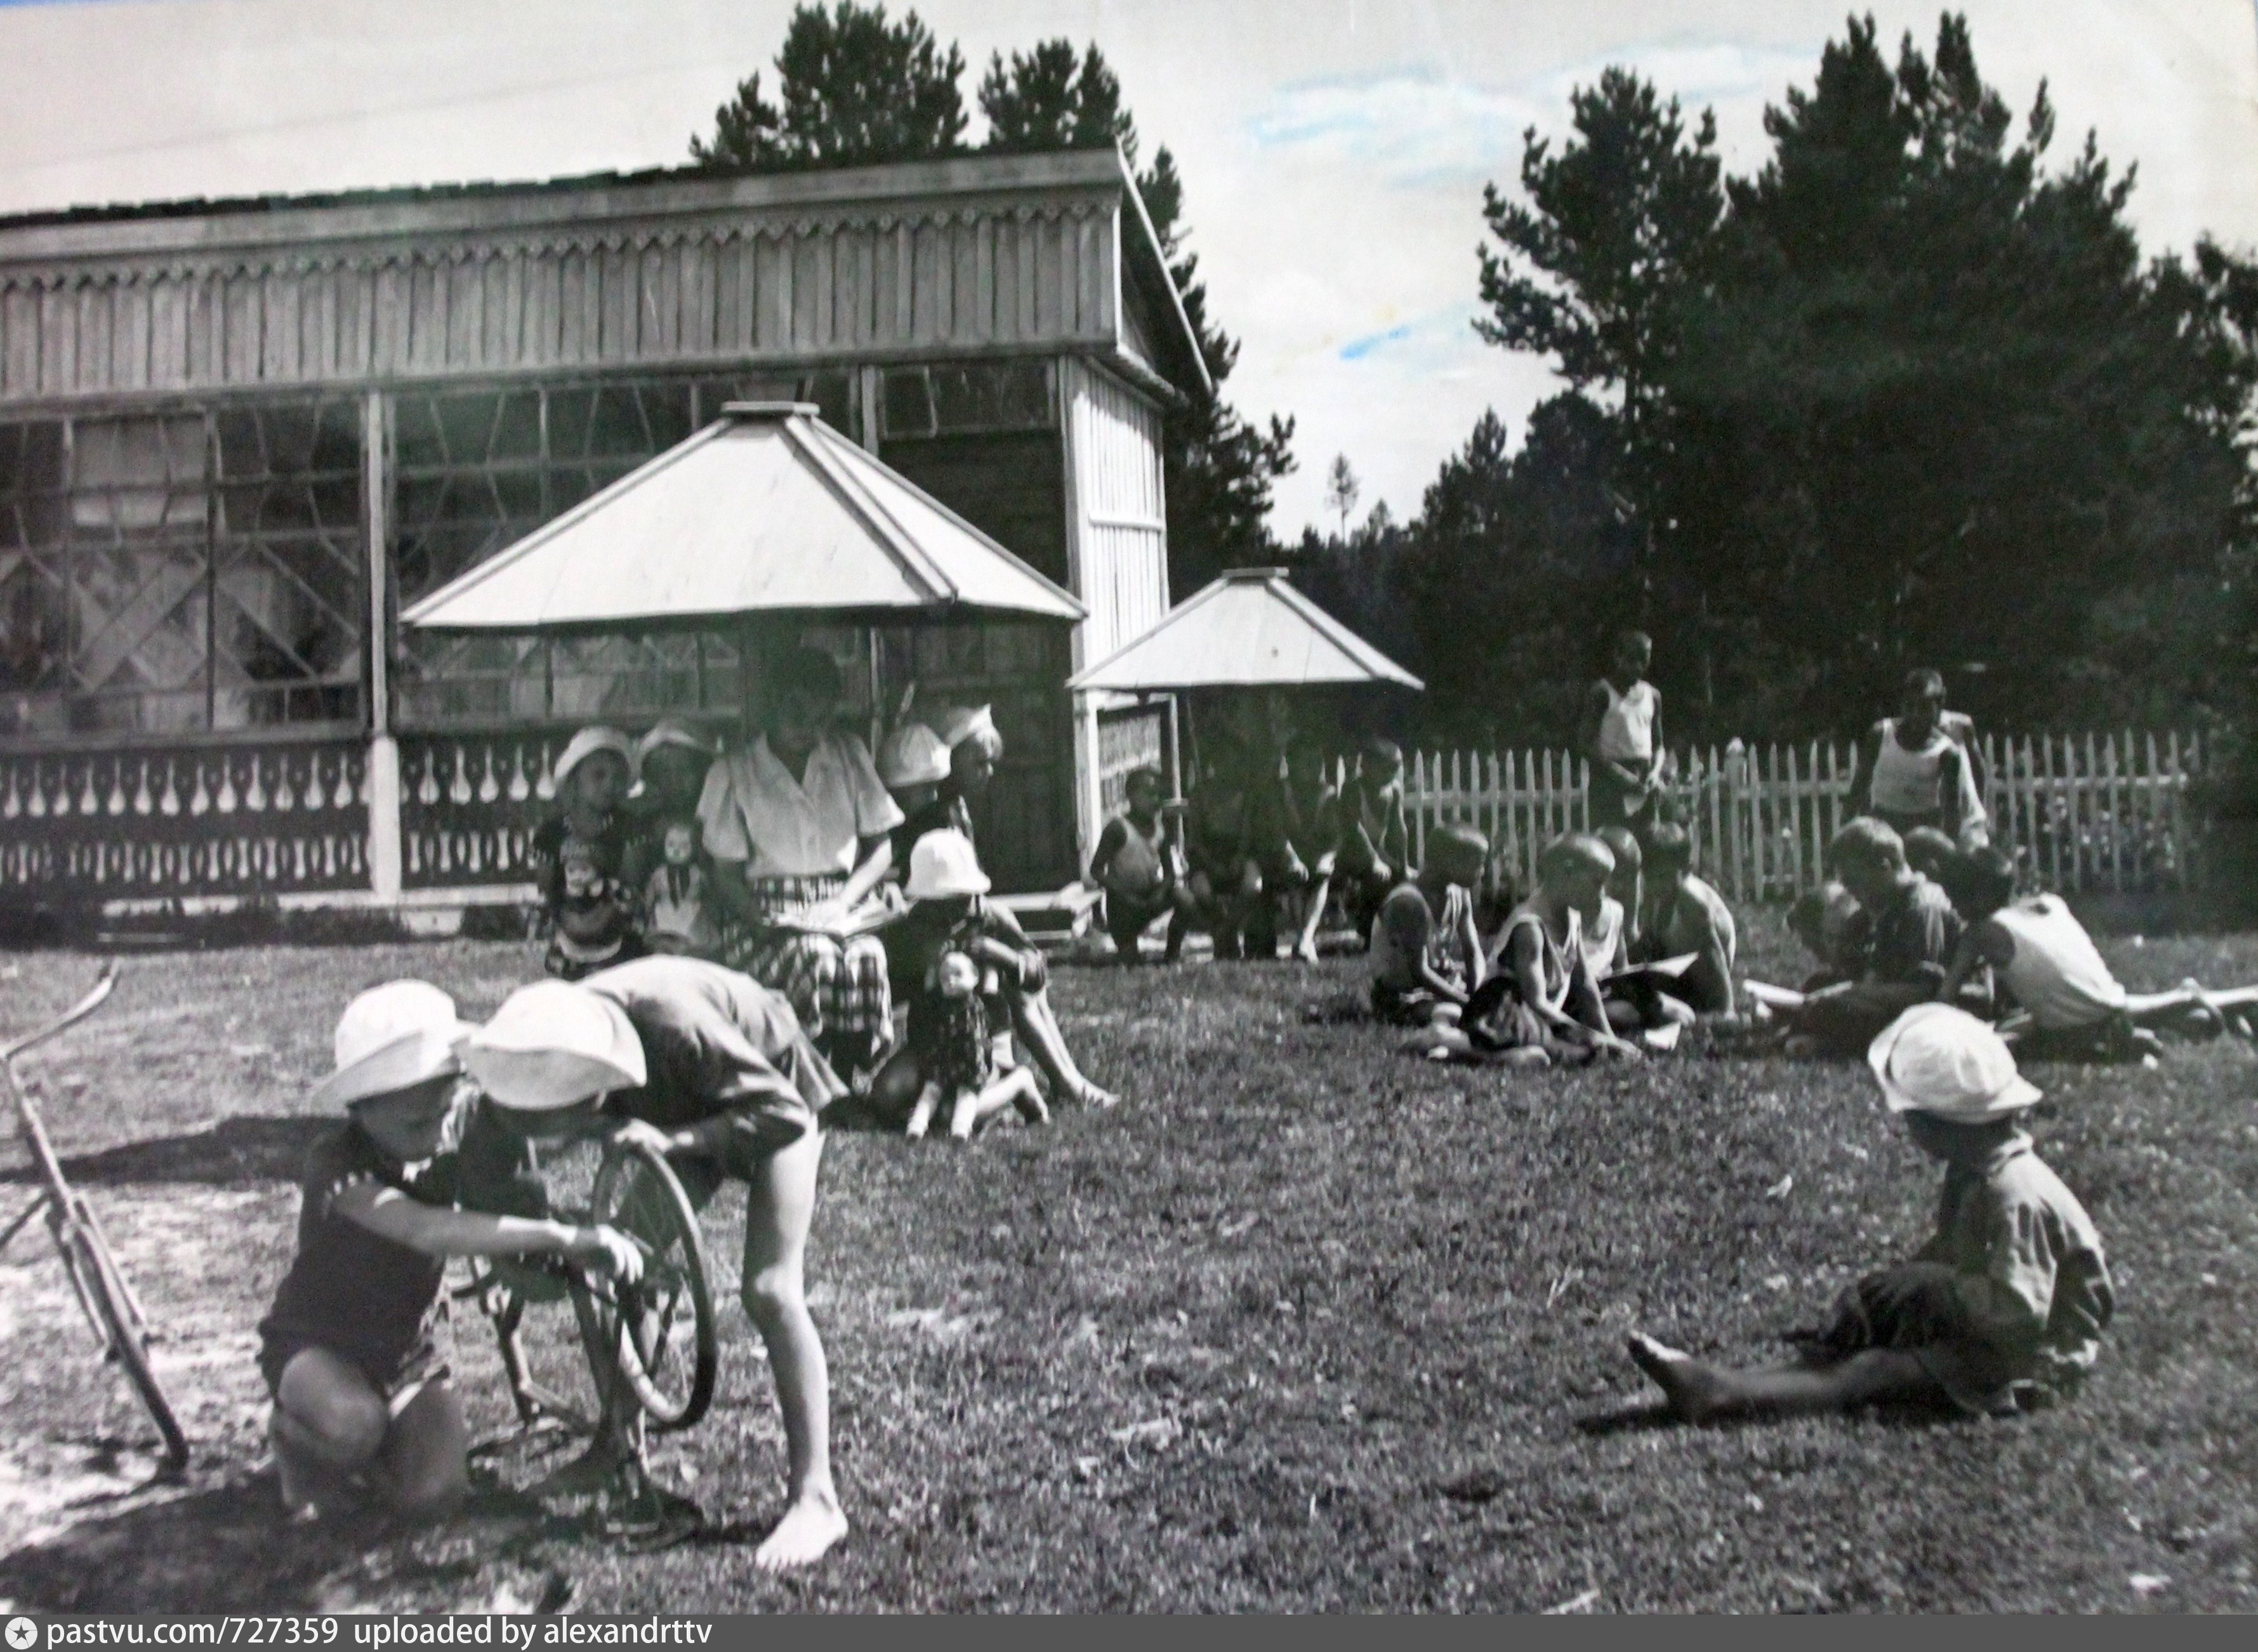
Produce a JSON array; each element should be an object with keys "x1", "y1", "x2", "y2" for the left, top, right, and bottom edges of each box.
[{"x1": 1401, "y1": 730, "x2": 2207, "y2": 904}]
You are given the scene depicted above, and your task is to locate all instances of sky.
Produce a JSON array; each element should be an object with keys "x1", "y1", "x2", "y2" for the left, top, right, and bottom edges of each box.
[{"x1": 0, "y1": 0, "x2": 2254, "y2": 536}]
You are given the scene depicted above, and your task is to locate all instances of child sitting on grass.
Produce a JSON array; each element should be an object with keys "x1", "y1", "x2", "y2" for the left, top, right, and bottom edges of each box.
[
  {"x1": 258, "y1": 982, "x2": 642, "y2": 1523},
  {"x1": 1778, "y1": 818, "x2": 1962, "y2": 1057},
  {"x1": 1638, "y1": 823, "x2": 1738, "y2": 1019},
  {"x1": 902, "y1": 948, "x2": 1048, "y2": 1140},
  {"x1": 1787, "y1": 880, "x2": 1865, "y2": 988},
  {"x1": 1457, "y1": 834, "x2": 1644, "y2": 1066},
  {"x1": 1088, "y1": 765, "x2": 1197, "y2": 964},
  {"x1": 1585, "y1": 825, "x2": 1643, "y2": 1033},
  {"x1": 1934, "y1": 845, "x2": 2163, "y2": 1062},
  {"x1": 1370, "y1": 824, "x2": 1488, "y2": 1032},
  {"x1": 1625, "y1": 1003, "x2": 2112, "y2": 1422}
]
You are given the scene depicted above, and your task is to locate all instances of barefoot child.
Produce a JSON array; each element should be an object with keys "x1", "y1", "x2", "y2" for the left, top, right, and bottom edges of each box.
[
  {"x1": 258, "y1": 982, "x2": 643, "y2": 1523},
  {"x1": 1458, "y1": 835, "x2": 1643, "y2": 1065},
  {"x1": 902, "y1": 948, "x2": 1048, "y2": 1140},
  {"x1": 1370, "y1": 823, "x2": 1488, "y2": 1034},
  {"x1": 1088, "y1": 766, "x2": 1198, "y2": 963},
  {"x1": 1276, "y1": 735, "x2": 1343, "y2": 963},
  {"x1": 465, "y1": 960, "x2": 851, "y2": 1570},
  {"x1": 1626, "y1": 1003, "x2": 2112, "y2": 1422},
  {"x1": 1336, "y1": 737, "x2": 1413, "y2": 942}
]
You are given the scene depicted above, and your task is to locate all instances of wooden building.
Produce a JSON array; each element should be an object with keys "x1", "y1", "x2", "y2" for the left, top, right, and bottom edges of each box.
[{"x1": 0, "y1": 149, "x2": 1204, "y2": 923}]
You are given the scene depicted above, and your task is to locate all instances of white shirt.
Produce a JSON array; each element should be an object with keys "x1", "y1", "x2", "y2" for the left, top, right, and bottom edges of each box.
[
  {"x1": 1597, "y1": 680, "x2": 1658, "y2": 763},
  {"x1": 697, "y1": 731, "x2": 904, "y2": 880},
  {"x1": 1992, "y1": 895, "x2": 2127, "y2": 1029}
]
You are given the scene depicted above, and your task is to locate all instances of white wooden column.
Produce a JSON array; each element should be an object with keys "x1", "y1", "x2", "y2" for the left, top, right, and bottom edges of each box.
[
  {"x1": 1056, "y1": 359, "x2": 1104, "y2": 874},
  {"x1": 362, "y1": 392, "x2": 402, "y2": 901}
]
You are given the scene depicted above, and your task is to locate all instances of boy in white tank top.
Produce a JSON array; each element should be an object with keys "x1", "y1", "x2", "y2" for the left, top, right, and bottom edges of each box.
[
  {"x1": 1858, "y1": 669, "x2": 1986, "y2": 845},
  {"x1": 1580, "y1": 630, "x2": 1663, "y2": 836}
]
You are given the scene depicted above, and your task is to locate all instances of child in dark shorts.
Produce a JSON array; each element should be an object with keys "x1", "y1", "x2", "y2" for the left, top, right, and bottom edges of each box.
[
  {"x1": 1625, "y1": 1003, "x2": 2112, "y2": 1422},
  {"x1": 902, "y1": 948, "x2": 1047, "y2": 1140},
  {"x1": 258, "y1": 982, "x2": 641, "y2": 1523}
]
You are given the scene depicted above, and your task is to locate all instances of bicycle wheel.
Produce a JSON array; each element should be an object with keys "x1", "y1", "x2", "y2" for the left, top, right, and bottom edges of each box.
[
  {"x1": 590, "y1": 1139, "x2": 716, "y2": 1431},
  {"x1": 58, "y1": 1213, "x2": 188, "y2": 1471}
]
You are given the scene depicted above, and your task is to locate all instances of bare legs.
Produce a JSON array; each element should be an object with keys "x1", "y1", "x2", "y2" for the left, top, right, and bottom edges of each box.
[
  {"x1": 270, "y1": 1349, "x2": 468, "y2": 1522},
  {"x1": 1626, "y1": 1332, "x2": 1942, "y2": 1422},
  {"x1": 1292, "y1": 875, "x2": 1333, "y2": 963},
  {"x1": 1012, "y1": 988, "x2": 1117, "y2": 1110},
  {"x1": 741, "y1": 1126, "x2": 848, "y2": 1570}
]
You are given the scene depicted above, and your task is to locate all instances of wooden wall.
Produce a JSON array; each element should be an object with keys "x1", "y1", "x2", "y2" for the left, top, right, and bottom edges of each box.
[{"x1": 0, "y1": 197, "x2": 1124, "y2": 404}]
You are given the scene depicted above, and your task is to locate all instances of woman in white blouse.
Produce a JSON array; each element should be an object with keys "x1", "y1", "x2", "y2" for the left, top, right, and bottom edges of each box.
[{"x1": 699, "y1": 647, "x2": 905, "y2": 1072}]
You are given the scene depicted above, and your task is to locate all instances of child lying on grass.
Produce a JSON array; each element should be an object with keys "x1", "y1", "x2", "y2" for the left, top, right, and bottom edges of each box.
[
  {"x1": 904, "y1": 948, "x2": 1048, "y2": 1140},
  {"x1": 258, "y1": 982, "x2": 642, "y2": 1524},
  {"x1": 1625, "y1": 1002, "x2": 2112, "y2": 1422}
]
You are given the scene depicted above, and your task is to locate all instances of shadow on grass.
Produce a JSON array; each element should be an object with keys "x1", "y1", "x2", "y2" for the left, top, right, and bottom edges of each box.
[
  {"x1": 0, "y1": 1116, "x2": 327, "y2": 1188},
  {"x1": 0, "y1": 1476, "x2": 620, "y2": 1612}
]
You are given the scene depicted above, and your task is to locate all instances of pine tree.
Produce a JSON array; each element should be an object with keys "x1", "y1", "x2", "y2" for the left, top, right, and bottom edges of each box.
[{"x1": 690, "y1": 3, "x2": 967, "y2": 171}]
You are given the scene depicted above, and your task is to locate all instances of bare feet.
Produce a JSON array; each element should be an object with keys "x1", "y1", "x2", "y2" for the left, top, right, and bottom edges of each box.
[
  {"x1": 1292, "y1": 938, "x2": 1320, "y2": 965},
  {"x1": 1013, "y1": 1085, "x2": 1050, "y2": 1125},
  {"x1": 1069, "y1": 1083, "x2": 1119, "y2": 1111},
  {"x1": 1627, "y1": 1332, "x2": 1731, "y2": 1422},
  {"x1": 754, "y1": 1487, "x2": 848, "y2": 1571}
]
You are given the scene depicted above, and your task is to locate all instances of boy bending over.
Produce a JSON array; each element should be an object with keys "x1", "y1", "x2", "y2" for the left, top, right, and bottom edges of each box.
[
  {"x1": 466, "y1": 960, "x2": 849, "y2": 1569},
  {"x1": 1628, "y1": 1003, "x2": 2111, "y2": 1422},
  {"x1": 1783, "y1": 818, "x2": 1961, "y2": 1057},
  {"x1": 259, "y1": 982, "x2": 642, "y2": 1523}
]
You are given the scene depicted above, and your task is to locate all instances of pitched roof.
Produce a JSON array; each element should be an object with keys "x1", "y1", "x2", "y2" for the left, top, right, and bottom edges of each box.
[
  {"x1": 402, "y1": 403, "x2": 1084, "y2": 631},
  {"x1": 1066, "y1": 567, "x2": 1422, "y2": 692}
]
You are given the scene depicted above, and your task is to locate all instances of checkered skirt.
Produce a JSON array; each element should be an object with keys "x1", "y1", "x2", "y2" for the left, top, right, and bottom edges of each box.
[{"x1": 722, "y1": 873, "x2": 892, "y2": 1043}]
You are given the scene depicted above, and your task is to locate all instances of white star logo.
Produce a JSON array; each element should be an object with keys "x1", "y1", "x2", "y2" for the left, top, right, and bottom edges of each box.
[{"x1": 6, "y1": 1617, "x2": 38, "y2": 1651}]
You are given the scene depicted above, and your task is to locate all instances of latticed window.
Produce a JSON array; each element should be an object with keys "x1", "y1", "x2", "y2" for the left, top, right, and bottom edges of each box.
[
  {"x1": 0, "y1": 400, "x2": 363, "y2": 739},
  {"x1": 392, "y1": 373, "x2": 836, "y2": 729}
]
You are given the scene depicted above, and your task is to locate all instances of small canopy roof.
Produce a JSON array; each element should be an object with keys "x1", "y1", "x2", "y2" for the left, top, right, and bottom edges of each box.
[
  {"x1": 1067, "y1": 567, "x2": 1423, "y2": 692},
  {"x1": 402, "y1": 402, "x2": 1084, "y2": 632}
]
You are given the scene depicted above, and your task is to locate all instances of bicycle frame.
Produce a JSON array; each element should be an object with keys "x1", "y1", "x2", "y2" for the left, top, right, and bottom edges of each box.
[{"x1": 1, "y1": 965, "x2": 118, "y2": 1262}]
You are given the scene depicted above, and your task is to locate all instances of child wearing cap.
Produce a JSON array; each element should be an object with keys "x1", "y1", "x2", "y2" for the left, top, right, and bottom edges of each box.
[
  {"x1": 873, "y1": 829, "x2": 1116, "y2": 1121},
  {"x1": 466, "y1": 960, "x2": 849, "y2": 1571},
  {"x1": 1627, "y1": 1003, "x2": 2112, "y2": 1422},
  {"x1": 1087, "y1": 765, "x2": 1197, "y2": 963},
  {"x1": 258, "y1": 982, "x2": 644, "y2": 1523},
  {"x1": 533, "y1": 725, "x2": 644, "y2": 980}
]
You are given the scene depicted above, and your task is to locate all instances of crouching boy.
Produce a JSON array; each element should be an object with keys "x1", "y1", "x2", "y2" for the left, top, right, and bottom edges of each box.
[
  {"x1": 466, "y1": 960, "x2": 850, "y2": 1569},
  {"x1": 1626, "y1": 1003, "x2": 2112, "y2": 1422},
  {"x1": 258, "y1": 982, "x2": 643, "y2": 1523}
]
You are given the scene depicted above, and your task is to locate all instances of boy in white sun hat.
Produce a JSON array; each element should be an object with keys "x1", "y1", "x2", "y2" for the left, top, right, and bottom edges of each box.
[
  {"x1": 464, "y1": 958, "x2": 849, "y2": 1571},
  {"x1": 1625, "y1": 1002, "x2": 2112, "y2": 1422},
  {"x1": 257, "y1": 981, "x2": 644, "y2": 1523}
]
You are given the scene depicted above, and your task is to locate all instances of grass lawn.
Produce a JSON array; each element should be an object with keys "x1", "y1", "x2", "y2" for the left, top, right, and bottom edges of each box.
[{"x1": 1, "y1": 915, "x2": 2256, "y2": 1612}]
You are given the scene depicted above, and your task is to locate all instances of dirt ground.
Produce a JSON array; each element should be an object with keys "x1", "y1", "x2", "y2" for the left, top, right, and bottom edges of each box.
[{"x1": 1, "y1": 917, "x2": 2255, "y2": 1612}]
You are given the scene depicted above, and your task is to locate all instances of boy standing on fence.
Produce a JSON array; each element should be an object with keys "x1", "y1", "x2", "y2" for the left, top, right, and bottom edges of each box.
[
  {"x1": 1581, "y1": 630, "x2": 1663, "y2": 840},
  {"x1": 1857, "y1": 670, "x2": 1988, "y2": 847}
]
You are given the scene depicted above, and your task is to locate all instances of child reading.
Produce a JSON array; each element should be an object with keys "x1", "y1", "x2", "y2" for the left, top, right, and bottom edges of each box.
[
  {"x1": 1581, "y1": 630, "x2": 1663, "y2": 838},
  {"x1": 1639, "y1": 823, "x2": 1738, "y2": 1017},
  {"x1": 1088, "y1": 765, "x2": 1197, "y2": 963},
  {"x1": 1779, "y1": 819, "x2": 1962, "y2": 1057},
  {"x1": 1459, "y1": 835, "x2": 1644, "y2": 1065},
  {"x1": 533, "y1": 725, "x2": 644, "y2": 980},
  {"x1": 1369, "y1": 823, "x2": 1488, "y2": 1033},
  {"x1": 1787, "y1": 880, "x2": 1865, "y2": 988},
  {"x1": 642, "y1": 819, "x2": 721, "y2": 959},
  {"x1": 1625, "y1": 1003, "x2": 2112, "y2": 1422},
  {"x1": 258, "y1": 982, "x2": 642, "y2": 1523},
  {"x1": 902, "y1": 948, "x2": 1048, "y2": 1140},
  {"x1": 1335, "y1": 736, "x2": 1413, "y2": 942}
]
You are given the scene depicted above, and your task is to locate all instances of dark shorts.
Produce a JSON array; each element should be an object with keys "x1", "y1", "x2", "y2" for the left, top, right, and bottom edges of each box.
[
  {"x1": 1371, "y1": 979, "x2": 1446, "y2": 1026},
  {"x1": 259, "y1": 1332, "x2": 449, "y2": 1413},
  {"x1": 1799, "y1": 1263, "x2": 2032, "y2": 1417}
]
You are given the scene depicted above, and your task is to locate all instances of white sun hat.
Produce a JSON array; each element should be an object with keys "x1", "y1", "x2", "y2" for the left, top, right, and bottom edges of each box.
[
  {"x1": 312, "y1": 981, "x2": 473, "y2": 1112},
  {"x1": 1867, "y1": 1002, "x2": 2042, "y2": 1122},
  {"x1": 930, "y1": 703, "x2": 998, "y2": 753},
  {"x1": 633, "y1": 718, "x2": 712, "y2": 769},
  {"x1": 904, "y1": 829, "x2": 991, "y2": 901},
  {"x1": 551, "y1": 725, "x2": 635, "y2": 791},
  {"x1": 877, "y1": 720, "x2": 951, "y2": 789},
  {"x1": 465, "y1": 980, "x2": 647, "y2": 1112}
]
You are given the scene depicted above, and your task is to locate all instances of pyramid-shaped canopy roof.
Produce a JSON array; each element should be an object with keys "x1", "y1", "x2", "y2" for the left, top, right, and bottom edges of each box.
[
  {"x1": 1067, "y1": 567, "x2": 1422, "y2": 692},
  {"x1": 402, "y1": 404, "x2": 1084, "y2": 632}
]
